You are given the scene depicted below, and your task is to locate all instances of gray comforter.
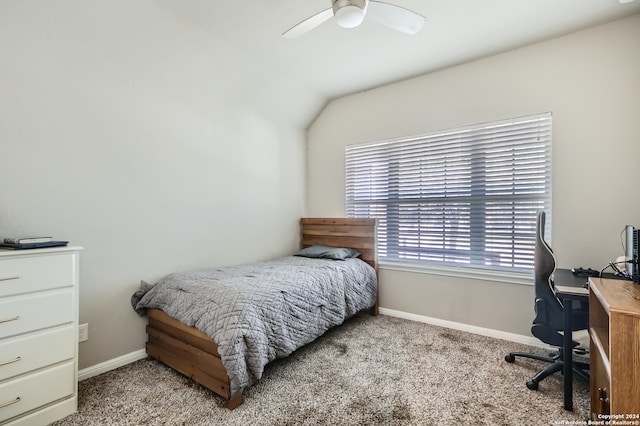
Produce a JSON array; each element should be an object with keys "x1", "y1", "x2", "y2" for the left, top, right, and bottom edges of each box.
[{"x1": 132, "y1": 255, "x2": 377, "y2": 399}]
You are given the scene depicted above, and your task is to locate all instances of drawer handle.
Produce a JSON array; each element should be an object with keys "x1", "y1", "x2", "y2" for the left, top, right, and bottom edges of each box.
[
  {"x1": 0, "y1": 275, "x2": 20, "y2": 282},
  {"x1": 0, "y1": 315, "x2": 20, "y2": 324},
  {"x1": 0, "y1": 356, "x2": 21, "y2": 367},
  {"x1": 0, "y1": 396, "x2": 21, "y2": 409}
]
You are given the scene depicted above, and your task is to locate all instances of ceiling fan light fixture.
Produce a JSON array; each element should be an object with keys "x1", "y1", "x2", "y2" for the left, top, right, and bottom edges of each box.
[
  {"x1": 282, "y1": 0, "x2": 425, "y2": 38},
  {"x1": 333, "y1": 0, "x2": 367, "y2": 29}
]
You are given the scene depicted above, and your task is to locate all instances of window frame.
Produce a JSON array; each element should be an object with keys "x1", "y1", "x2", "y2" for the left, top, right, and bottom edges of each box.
[{"x1": 345, "y1": 113, "x2": 552, "y2": 281}]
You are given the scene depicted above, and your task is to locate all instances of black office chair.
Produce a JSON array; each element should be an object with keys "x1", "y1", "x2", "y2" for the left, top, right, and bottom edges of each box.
[{"x1": 505, "y1": 211, "x2": 589, "y2": 390}]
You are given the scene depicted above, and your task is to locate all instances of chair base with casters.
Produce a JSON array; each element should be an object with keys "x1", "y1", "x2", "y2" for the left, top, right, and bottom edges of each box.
[{"x1": 504, "y1": 348, "x2": 590, "y2": 390}]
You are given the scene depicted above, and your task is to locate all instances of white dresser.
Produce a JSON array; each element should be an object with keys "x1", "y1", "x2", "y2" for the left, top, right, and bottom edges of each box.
[{"x1": 0, "y1": 247, "x2": 81, "y2": 426}]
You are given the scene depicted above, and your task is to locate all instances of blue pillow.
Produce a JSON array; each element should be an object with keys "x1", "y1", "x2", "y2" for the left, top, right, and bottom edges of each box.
[{"x1": 295, "y1": 244, "x2": 361, "y2": 260}]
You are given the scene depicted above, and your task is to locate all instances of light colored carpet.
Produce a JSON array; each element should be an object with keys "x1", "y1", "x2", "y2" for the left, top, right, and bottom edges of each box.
[{"x1": 52, "y1": 313, "x2": 590, "y2": 425}]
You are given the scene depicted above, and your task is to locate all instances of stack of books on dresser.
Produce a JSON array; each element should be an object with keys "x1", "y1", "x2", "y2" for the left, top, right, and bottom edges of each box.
[{"x1": 0, "y1": 236, "x2": 68, "y2": 250}]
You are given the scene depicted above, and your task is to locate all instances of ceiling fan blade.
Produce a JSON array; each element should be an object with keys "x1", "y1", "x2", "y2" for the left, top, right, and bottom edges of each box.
[
  {"x1": 282, "y1": 8, "x2": 334, "y2": 39},
  {"x1": 367, "y1": 1, "x2": 426, "y2": 35}
]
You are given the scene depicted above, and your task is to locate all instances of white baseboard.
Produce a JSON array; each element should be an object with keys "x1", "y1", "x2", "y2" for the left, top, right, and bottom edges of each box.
[
  {"x1": 78, "y1": 349, "x2": 147, "y2": 382},
  {"x1": 379, "y1": 307, "x2": 547, "y2": 349},
  {"x1": 78, "y1": 311, "x2": 545, "y2": 382}
]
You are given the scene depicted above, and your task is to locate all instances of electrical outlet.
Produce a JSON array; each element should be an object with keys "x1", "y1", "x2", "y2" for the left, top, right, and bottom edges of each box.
[{"x1": 78, "y1": 323, "x2": 89, "y2": 342}]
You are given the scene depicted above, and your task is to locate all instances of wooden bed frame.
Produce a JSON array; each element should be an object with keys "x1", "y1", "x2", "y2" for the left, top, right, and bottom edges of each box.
[{"x1": 145, "y1": 217, "x2": 378, "y2": 409}]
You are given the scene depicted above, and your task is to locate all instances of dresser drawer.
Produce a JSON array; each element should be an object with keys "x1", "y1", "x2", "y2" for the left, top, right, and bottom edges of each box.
[
  {"x1": 0, "y1": 290, "x2": 74, "y2": 340},
  {"x1": 0, "y1": 361, "x2": 74, "y2": 423},
  {"x1": 0, "y1": 325, "x2": 75, "y2": 382},
  {"x1": 0, "y1": 252, "x2": 77, "y2": 298}
]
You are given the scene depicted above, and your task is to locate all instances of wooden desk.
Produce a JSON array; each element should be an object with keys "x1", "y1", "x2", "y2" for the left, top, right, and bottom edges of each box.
[{"x1": 588, "y1": 277, "x2": 640, "y2": 418}]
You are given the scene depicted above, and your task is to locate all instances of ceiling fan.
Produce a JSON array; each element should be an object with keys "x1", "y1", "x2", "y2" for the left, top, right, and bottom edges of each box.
[{"x1": 282, "y1": 0, "x2": 426, "y2": 39}]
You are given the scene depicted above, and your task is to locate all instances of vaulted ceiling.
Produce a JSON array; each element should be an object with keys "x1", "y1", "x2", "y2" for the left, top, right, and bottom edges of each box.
[{"x1": 157, "y1": 0, "x2": 640, "y2": 102}]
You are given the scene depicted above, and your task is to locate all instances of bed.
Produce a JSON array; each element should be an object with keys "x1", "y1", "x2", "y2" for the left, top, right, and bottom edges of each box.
[{"x1": 132, "y1": 218, "x2": 378, "y2": 409}]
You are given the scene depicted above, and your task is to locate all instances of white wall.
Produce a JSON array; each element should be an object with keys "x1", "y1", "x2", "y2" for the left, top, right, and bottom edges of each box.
[
  {"x1": 307, "y1": 14, "x2": 640, "y2": 335},
  {"x1": 0, "y1": 2, "x2": 323, "y2": 368}
]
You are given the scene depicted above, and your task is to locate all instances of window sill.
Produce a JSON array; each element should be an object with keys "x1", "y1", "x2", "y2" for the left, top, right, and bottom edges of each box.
[{"x1": 378, "y1": 260, "x2": 534, "y2": 286}]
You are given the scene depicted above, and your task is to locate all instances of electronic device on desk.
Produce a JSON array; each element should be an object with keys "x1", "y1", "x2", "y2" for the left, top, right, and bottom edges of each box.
[
  {"x1": 571, "y1": 267, "x2": 600, "y2": 277},
  {"x1": 570, "y1": 267, "x2": 599, "y2": 288},
  {"x1": 597, "y1": 226, "x2": 640, "y2": 283},
  {"x1": 625, "y1": 225, "x2": 639, "y2": 284}
]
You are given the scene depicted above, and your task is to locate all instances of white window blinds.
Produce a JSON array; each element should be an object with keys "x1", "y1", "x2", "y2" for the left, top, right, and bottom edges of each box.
[{"x1": 345, "y1": 112, "x2": 552, "y2": 273}]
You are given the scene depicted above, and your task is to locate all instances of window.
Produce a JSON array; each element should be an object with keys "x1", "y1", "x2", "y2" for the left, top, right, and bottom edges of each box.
[{"x1": 345, "y1": 113, "x2": 551, "y2": 274}]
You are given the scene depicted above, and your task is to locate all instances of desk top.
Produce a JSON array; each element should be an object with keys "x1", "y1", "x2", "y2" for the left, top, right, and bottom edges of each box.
[
  {"x1": 554, "y1": 268, "x2": 590, "y2": 298},
  {"x1": 589, "y1": 276, "x2": 640, "y2": 316}
]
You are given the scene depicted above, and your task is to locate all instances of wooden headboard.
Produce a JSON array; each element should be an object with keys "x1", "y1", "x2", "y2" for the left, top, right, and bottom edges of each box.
[
  {"x1": 300, "y1": 217, "x2": 378, "y2": 271},
  {"x1": 300, "y1": 217, "x2": 379, "y2": 315}
]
